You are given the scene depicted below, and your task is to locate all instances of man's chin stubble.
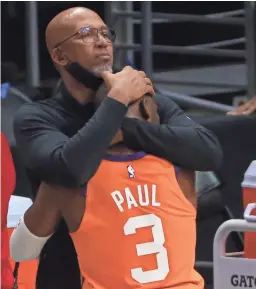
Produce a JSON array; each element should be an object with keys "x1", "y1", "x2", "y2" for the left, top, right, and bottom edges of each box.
[{"x1": 92, "y1": 64, "x2": 113, "y2": 76}]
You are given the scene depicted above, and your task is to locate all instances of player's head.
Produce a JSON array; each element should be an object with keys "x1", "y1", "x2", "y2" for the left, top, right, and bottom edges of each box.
[
  {"x1": 45, "y1": 7, "x2": 114, "y2": 76},
  {"x1": 95, "y1": 83, "x2": 159, "y2": 123}
]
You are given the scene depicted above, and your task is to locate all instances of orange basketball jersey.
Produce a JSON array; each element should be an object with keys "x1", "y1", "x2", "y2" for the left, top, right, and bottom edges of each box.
[{"x1": 70, "y1": 152, "x2": 204, "y2": 289}]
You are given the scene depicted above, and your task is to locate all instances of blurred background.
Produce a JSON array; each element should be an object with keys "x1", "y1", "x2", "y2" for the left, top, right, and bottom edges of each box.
[
  {"x1": 1, "y1": 2, "x2": 256, "y2": 289},
  {"x1": 1, "y1": 1, "x2": 255, "y2": 106}
]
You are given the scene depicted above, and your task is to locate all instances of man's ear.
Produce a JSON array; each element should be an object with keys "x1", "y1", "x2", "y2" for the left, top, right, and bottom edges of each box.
[
  {"x1": 142, "y1": 96, "x2": 160, "y2": 124},
  {"x1": 51, "y1": 48, "x2": 68, "y2": 68},
  {"x1": 141, "y1": 96, "x2": 157, "y2": 119},
  {"x1": 139, "y1": 98, "x2": 150, "y2": 120}
]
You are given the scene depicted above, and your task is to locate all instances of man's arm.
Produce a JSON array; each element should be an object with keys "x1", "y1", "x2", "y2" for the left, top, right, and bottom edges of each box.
[
  {"x1": 14, "y1": 97, "x2": 127, "y2": 187},
  {"x1": 14, "y1": 66, "x2": 156, "y2": 187},
  {"x1": 122, "y1": 94, "x2": 223, "y2": 171},
  {"x1": 10, "y1": 183, "x2": 61, "y2": 261}
]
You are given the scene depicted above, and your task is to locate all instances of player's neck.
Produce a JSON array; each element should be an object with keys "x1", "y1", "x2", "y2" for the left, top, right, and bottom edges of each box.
[{"x1": 107, "y1": 144, "x2": 136, "y2": 155}]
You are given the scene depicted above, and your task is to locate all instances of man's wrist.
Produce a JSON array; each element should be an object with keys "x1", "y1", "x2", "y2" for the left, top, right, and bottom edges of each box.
[{"x1": 108, "y1": 88, "x2": 129, "y2": 106}]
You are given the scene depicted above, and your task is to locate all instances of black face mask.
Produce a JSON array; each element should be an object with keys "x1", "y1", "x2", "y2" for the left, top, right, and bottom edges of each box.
[{"x1": 65, "y1": 62, "x2": 103, "y2": 91}]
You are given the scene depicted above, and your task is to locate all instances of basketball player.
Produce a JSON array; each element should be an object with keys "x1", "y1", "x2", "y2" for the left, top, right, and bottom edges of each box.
[{"x1": 10, "y1": 93, "x2": 204, "y2": 289}]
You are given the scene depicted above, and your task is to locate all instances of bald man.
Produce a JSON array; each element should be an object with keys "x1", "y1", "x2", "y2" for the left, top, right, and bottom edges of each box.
[
  {"x1": 45, "y1": 8, "x2": 114, "y2": 75},
  {"x1": 14, "y1": 6, "x2": 221, "y2": 289}
]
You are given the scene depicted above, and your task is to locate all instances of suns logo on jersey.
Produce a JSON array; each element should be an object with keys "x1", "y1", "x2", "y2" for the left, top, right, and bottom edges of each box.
[{"x1": 127, "y1": 165, "x2": 135, "y2": 178}]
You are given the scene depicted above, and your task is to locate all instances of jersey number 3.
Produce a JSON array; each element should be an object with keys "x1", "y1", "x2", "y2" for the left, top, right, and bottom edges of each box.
[{"x1": 124, "y1": 214, "x2": 170, "y2": 284}]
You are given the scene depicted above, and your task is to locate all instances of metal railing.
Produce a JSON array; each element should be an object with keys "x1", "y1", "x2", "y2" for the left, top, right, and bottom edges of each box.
[
  {"x1": 245, "y1": 1, "x2": 256, "y2": 100},
  {"x1": 154, "y1": 90, "x2": 233, "y2": 113},
  {"x1": 8, "y1": 87, "x2": 32, "y2": 103},
  {"x1": 25, "y1": 1, "x2": 40, "y2": 87},
  {"x1": 105, "y1": 1, "x2": 256, "y2": 110},
  {"x1": 23, "y1": 2, "x2": 255, "y2": 109}
]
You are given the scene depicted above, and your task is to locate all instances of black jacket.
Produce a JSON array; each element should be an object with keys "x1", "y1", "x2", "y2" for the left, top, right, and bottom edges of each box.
[{"x1": 14, "y1": 87, "x2": 222, "y2": 188}]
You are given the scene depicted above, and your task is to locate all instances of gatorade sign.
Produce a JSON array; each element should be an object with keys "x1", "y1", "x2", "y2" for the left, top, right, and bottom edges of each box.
[
  {"x1": 214, "y1": 256, "x2": 256, "y2": 289},
  {"x1": 230, "y1": 274, "x2": 256, "y2": 287}
]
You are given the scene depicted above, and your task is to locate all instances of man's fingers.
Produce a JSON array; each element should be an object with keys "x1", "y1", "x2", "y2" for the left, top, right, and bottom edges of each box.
[
  {"x1": 98, "y1": 70, "x2": 113, "y2": 81},
  {"x1": 227, "y1": 97, "x2": 256, "y2": 116},
  {"x1": 99, "y1": 71, "x2": 113, "y2": 78},
  {"x1": 145, "y1": 77, "x2": 153, "y2": 87},
  {"x1": 138, "y1": 71, "x2": 147, "y2": 78},
  {"x1": 138, "y1": 71, "x2": 153, "y2": 87},
  {"x1": 123, "y1": 65, "x2": 134, "y2": 72},
  {"x1": 242, "y1": 106, "x2": 256, "y2": 115},
  {"x1": 145, "y1": 85, "x2": 155, "y2": 97},
  {"x1": 227, "y1": 103, "x2": 247, "y2": 114},
  {"x1": 227, "y1": 111, "x2": 237, "y2": 115}
]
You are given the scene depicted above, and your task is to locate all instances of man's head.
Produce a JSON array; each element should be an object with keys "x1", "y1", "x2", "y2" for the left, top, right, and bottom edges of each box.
[{"x1": 45, "y1": 7, "x2": 114, "y2": 76}]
